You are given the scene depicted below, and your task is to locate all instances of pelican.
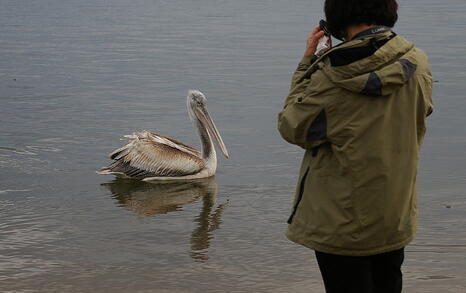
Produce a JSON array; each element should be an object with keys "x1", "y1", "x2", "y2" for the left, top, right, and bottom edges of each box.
[{"x1": 97, "y1": 90, "x2": 229, "y2": 181}]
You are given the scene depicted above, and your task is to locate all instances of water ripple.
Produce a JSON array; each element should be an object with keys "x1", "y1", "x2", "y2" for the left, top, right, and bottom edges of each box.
[{"x1": 0, "y1": 189, "x2": 31, "y2": 195}]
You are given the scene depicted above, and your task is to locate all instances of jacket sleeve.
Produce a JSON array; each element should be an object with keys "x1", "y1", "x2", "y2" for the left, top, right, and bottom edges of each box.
[
  {"x1": 278, "y1": 56, "x2": 325, "y2": 149},
  {"x1": 289, "y1": 55, "x2": 317, "y2": 91}
]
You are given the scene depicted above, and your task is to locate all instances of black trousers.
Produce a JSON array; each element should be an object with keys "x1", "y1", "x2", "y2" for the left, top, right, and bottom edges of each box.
[{"x1": 315, "y1": 248, "x2": 404, "y2": 293}]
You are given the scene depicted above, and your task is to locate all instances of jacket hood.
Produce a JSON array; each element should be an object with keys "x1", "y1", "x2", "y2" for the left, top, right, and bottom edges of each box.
[{"x1": 322, "y1": 32, "x2": 419, "y2": 96}]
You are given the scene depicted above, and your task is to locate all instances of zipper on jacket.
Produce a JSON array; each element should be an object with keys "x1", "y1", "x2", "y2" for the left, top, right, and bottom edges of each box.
[{"x1": 287, "y1": 167, "x2": 310, "y2": 224}]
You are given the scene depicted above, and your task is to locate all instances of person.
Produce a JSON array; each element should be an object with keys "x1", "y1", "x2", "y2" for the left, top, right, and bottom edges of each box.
[{"x1": 277, "y1": 0, "x2": 433, "y2": 292}]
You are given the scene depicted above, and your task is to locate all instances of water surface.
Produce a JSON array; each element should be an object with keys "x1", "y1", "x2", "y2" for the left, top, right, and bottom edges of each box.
[{"x1": 1, "y1": 0, "x2": 465, "y2": 292}]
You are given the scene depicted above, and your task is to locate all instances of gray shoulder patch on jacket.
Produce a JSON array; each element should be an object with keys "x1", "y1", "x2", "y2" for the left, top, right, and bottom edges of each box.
[
  {"x1": 361, "y1": 72, "x2": 382, "y2": 96},
  {"x1": 399, "y1": 59, "x2": 417, "y2": 81}
]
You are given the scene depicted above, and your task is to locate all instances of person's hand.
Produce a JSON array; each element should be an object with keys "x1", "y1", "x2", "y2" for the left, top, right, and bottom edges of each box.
[{"x1": 304, "y1": 26, "x2": 325, "y2": 57}]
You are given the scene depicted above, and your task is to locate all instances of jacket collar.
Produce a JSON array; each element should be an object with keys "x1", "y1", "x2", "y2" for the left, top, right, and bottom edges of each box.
[{"x1": 351, "y1": 26, "x2": 392, "y2": 40}]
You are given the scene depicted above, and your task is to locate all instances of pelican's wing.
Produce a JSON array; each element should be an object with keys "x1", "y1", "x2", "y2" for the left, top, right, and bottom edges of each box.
[{"x1": 100, "y1": 130, "x2": 204, "y2": 179}]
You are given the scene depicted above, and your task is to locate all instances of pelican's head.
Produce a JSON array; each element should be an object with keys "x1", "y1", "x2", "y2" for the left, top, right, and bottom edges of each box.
[{"x1": 187, "y1": 90, "x2": 229, "y2": 159}]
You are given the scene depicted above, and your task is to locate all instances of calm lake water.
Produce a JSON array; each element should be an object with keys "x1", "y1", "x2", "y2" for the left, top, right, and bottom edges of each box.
[{"x1": 1, "y1": 0, "x2": 465, "y2": 292}]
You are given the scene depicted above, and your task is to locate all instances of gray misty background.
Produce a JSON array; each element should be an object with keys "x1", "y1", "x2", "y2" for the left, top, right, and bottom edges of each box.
[{"x1": 0, "y1": 0, "x2": 465, "y2": 292}]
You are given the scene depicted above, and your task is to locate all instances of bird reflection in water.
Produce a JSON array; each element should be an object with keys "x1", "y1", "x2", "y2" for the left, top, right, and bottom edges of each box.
[{"x1": 101, "y1": 177, "x2": 226, "y2": 261}]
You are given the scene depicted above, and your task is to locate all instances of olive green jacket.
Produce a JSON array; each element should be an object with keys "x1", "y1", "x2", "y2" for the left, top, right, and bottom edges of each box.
[{"x1": 278, "y1": 31, "x2": 433, "y2": 256}]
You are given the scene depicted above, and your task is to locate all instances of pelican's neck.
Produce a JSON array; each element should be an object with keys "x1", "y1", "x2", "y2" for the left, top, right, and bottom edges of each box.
[{"x1": 194, "y1": 118, "x2": 217, "y2": 168}]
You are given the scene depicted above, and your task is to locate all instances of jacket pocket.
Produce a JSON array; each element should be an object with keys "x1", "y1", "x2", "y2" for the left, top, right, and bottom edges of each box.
[{"x1": 287, "y1": 167, "x2": 310, "y2": 224}]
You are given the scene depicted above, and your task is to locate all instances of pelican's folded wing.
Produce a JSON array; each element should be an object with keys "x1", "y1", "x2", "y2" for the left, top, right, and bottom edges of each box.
[{"x1": 103, "y1": 131, "x2": 205, "y2": 179}]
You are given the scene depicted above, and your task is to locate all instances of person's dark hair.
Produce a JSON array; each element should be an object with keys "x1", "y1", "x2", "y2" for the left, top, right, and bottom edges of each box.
[{"x1": 324, "y1": 0, "x2": 398, "y2": 39}]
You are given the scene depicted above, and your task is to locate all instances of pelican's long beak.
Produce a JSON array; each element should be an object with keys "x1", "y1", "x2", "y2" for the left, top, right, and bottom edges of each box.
[{"x1": 196, "y1": 106, "x2": 229, "y2": 159}]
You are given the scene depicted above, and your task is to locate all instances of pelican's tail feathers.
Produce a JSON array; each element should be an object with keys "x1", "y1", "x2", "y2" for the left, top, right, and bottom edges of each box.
[
  {"x1": 96, "y1": 167, "x2": 122, "y2": 176},
  {"x1": 96, "y1": 168, "x2": 111, "y2": 175},
  {"x1": 96, "y1": 168, "x2": 130, "y2": 178},
  {"x1": 98, "y1": 159, "x2": 158, "y2": 179}
]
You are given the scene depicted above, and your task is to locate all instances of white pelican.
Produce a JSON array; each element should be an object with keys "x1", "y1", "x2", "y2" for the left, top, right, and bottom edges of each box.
[{"x1": 98, "y1": 90, "x2": 229, "y2": 181}]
